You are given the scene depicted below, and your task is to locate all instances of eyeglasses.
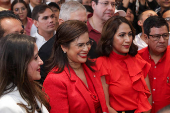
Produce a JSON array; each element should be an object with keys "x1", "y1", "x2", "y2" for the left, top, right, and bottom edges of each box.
[
  {"x1": 98, "y1": 1, "x2": 117, "y2": 8},
  {"x1": 76, "y1": 40, "x2": 93, "y2": 49},
  {"x1": 149, "y1": 33, "x2": 169, "y2": 41},
  {"x1": 165, "y1": 17, "x2": 170, "y2": 22}
]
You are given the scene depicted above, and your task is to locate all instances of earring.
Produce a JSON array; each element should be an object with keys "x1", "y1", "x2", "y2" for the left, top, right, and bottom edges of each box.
[{"x1": 64, "y1": 51, "x2": 66, "y2": 53}]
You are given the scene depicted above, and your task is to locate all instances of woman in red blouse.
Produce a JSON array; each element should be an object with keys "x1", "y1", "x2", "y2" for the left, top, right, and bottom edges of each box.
[
  {"x1": 43, "y1": 20, "x2": 108, "y2": 113},
  {"x1": 96, "y1": 16, "x2": 152, "y2": 113}
]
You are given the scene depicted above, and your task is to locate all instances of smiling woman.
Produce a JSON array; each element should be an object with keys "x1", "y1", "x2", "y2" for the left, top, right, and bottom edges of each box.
[
  {"x1": 0, "y1": 34, "x2": 50, "y2": 113},
  {"x1": 43, "y1": 20, "x2": 108, "y2": 113}
]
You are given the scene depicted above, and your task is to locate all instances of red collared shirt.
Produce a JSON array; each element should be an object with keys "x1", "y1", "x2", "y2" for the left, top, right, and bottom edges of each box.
[
  {"x1": 87, "y1": 14, "x2": 101, "y2": 43},
  {"x1": 138, "y1": 46, "x2": 170, "y2": 113}
]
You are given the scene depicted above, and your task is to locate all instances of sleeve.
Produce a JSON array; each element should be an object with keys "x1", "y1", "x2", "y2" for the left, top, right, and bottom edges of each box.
[
  {"x1": 43, "y1": 74, "x2": 69, "y2": 113},
  {"x1": 96, "y1": 57, "x2": 110, "y2": 84},
  {"x1": 0, "y1": 96, "x2": 24, "y2": 113}
]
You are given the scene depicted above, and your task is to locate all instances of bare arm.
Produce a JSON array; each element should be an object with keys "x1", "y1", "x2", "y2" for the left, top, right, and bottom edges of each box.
[
  {"x1": 143, "y1": 75, "x2": 152, "y2": 113},
  {"x1": 101, "y1": 76, "x2": 117, "y2": 113}
]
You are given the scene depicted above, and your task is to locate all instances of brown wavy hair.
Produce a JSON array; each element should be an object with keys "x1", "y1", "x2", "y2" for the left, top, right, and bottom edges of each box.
[
  {"x1": 97, "y1": 16, "x2": 138, "y2": 57},
  {"x1": 0, "y1": 34, "x2": 50, "y2": 113}
]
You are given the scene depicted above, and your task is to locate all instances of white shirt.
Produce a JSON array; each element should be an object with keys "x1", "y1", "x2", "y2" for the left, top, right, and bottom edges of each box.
[
  {"x1": 30, "y1": 24, "x2": 37, "y2": 37},
  {"x1": 134, "y1": 33, "x2": 148, "y2": 50},
  {"x1": 29, "y1": 3, "x2": 34, "y2": 12},
  {"x1": 32, "y1": 31, "x2": 47, "y2": 50},
  {"x1": 0, "y1": 87, "x2": 49, "y2": 113}
]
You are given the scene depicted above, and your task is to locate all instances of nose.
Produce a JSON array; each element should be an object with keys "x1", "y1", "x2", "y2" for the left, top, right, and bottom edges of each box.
[
  {"x1": 19, "y1": 9, "x2": 22, "y2": 13},
  {"x1": 159, "y1": 36, "x2": 165, "y2": 43},
  {"x1": 83, "y1": 44, "x2": 90, "y2": 51},
  {"x1": 108, "y1": 3, "x2": 113, "y2": 9},
  {"x1": 39, "y1": 57, "x2": 44, "y2": 65},
  {"x1": 125, "y1": 35, "x2": 131, "y2": 42}
]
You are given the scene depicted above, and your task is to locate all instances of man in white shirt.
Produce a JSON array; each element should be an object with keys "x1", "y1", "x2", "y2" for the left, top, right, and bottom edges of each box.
[
  {"x1": 134, "y1": 10, "x2": 157, "y2": 50},
  {"x1": 32, "y1": 4, "x2": 56, "y2": 50}
]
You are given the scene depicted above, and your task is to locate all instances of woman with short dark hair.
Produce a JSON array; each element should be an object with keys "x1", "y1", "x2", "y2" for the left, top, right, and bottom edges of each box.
[{"x1": 96, "y1": 16, "x2": 152, "y2": 113}]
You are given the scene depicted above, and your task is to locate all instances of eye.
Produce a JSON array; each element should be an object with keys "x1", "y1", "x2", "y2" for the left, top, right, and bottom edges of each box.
[
  {"x1": 34, "y1": 56, "x2": 38, "y2": 60},
  {"x1": 51, "y1": 14, "x2": 55, "y2": 18},
  {"x1": 103, "y1": 2, "x2": 109, "y2": 5},
  {"x1": 77, "y1": 43, "x2": 84, "y2": 47},
  {"x1": 43, "y1": 16, "x2": 48, "y2": 20},
  {"x1": 128, "y1": 32, "x2": 133, "y2": 37},
  {"x1": 21, "y1": 7, "x2": 26, "y2": 11},
  {"x1": 153, "y1": 35, "x2": 160, "y2": 38},
  {"x1": 119, "y1": 33, "x2": 125, "y2": 37},
  {"x1": 162, "y1": 33, "x2": 169, "y2": 38},
  {"x1": 15, "y1": 8, "x2": 19, "y2": 12}
]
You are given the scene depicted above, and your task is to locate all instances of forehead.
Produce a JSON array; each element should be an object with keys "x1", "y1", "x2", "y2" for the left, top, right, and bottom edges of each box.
[
  {"x1": 38, "y1": 8, "x2": 53, "y2": 18},
  {"x1": 116, "y1": 22, "x2": 131, "y2": 33},
  {"x1": 13, "y1": 3, "x2": 25, "y2": 8},
  {"x1": 142, "y1": 10, "x2": 157, "y2": 17},
  {"x1": 163, "y1": 10, "x2": 170, "y2": 18},
  {"x1": 150, "y1": 26, "x2": 168, "y2": 34},
  {"x1": 47, "y1": 0, "x2": 60, "y2": 2}
]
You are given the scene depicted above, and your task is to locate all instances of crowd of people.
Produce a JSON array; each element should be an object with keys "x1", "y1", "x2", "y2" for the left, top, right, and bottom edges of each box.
[{"x1": 0, "y1": 0, "x2": 170, "y2": 113}]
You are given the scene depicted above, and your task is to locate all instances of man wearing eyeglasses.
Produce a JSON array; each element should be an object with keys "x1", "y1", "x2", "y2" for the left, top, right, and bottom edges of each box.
[
  {"x1": 139, "y1": 16, "x2": 170, "y2": 113},
  {"x1": 87, "y1": 0, "x2": 117, "y2": 43}
]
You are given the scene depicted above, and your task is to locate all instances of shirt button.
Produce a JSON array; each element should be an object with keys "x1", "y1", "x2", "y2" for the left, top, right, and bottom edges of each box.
[
  {"x1": 153, "y1": 101, "x2": 154, "y2": 103},
  {"x1": 94, "y1": 75, "x2": 96, "y2": 77},
  {"x1": 154, "y1": 66, "x2": 156, "y2": 68},
  {"x1": 153, "y1": 89, "x2": 155, "y2": 91},
  {"x1": 154, "y1": 77, "x2": 156, "y2": 80}
]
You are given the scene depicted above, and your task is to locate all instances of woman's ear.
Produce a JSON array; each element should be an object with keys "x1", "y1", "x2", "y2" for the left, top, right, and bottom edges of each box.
[{"x1": 61, "y1": 45, "x2": 67, "y2": 53}]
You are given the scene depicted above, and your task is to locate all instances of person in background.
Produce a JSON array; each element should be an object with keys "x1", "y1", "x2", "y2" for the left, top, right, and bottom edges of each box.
[
  {"x1": 162, "y1": 8, "x2": 170, "y2": 45},
  {"x1": 0, "y1": 34, "x2": 50, "y2": 113},
  {"x1": 43, "y1": 20, "x2": 108, "y2": 113},
  {"x1": 11, "y1": 0, "x2": 33, "y2": 36},
  {"x1": 45, "y1": 0, "x2": 62, "y2": 7},
  {"x1": 0, "y1": 0, "x2": 11, "y2": 10},
  {"x1": 48, "y1": 2, "x2": 60, "y2": 30},
  {"x1": 139, "y1": 16, "x2": 170, "y2": 113},
  {"x1": 96, "y1": 16, "x2": 152, "y2": 113},
  {"x1": 0, "y1": 10, "x2": 24, "y2": 39},
  {"x1": 134, "y1": 9, "x2": 158, "y2": 50},
  {"x1": 28, "y1": 0, "x2": 42, "y2": 17}
]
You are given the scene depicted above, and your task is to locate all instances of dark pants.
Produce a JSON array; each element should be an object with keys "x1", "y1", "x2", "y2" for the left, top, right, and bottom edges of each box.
[{"x1": 117, "y1": 110, "x2": 135, "y2": 113}]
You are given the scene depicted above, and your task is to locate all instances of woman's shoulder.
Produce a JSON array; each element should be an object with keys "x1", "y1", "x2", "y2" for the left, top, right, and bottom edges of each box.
[{"x1": 0, "y1": 90, "x2": 25, "y2": 113}]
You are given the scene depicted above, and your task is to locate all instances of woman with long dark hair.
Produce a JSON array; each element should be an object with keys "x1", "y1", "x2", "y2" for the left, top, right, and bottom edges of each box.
[
  {"x1": 43, "y1": 20, "x2": 108, "y2": 113},
  {"x1": 96, "y1": 16, "x2": 152, "y2": 113},
  {"x1": 0, "y1": 34, "x2": 50, "y2": 113}
]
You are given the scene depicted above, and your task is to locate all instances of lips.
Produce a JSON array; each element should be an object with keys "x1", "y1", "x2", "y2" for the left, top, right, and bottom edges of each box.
[
  {"x1": 48, "y1": 24, "x2": 55, "y2": 28},
  {"x1": 123, "y1": 45, "x2": 130, "y2": 48},
  {"x1": 79, "y1": 53, "x2": 88, "y2": 58},
  {"x1": 37, "y1": 68, "x2": 40, "y2": 72}
]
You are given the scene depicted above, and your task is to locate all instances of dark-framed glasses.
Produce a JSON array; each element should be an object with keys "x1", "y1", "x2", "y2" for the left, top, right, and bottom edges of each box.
[
  {"x1": 98, "y1": 1, "x2": 117, "y2": 8},
  {"x1": 149, "y1": 33, "x2": 169, "y2": 41},
  {"x1": 76, "y1": 40, "x2": 94, "y2": 49}
]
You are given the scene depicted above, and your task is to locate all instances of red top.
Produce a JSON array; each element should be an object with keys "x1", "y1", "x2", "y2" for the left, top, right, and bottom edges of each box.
[
  {"x1": 83, "y1": 69, "x2": 102, "y2": 113},
  {"x1": 138, "y1": 46, "x2": 170, "y2": 113},
  {"x1": 87, "y1": 14, "x2": 101, "y2": 44},
  {"x1": 96, "y1": 51, "x2": 151, "y2": 113},
  {"x1": 43, "y1": 63, "x2": 108, "y2": 113}
]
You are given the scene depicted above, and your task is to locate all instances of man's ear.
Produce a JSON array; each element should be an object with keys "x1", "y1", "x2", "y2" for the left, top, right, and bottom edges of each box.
[
  {"x1": 138, "y1": 20, "x2": 143, "y2": 26},
  {"x1": 58, "y1": 19, "x2": 64, "y2": 25},
  {"x1": 144, "y1": 34, "x2": 149, "y2": 44},
  {"x1": 91, "y1": 1, "x2": 96, "y2": 10},
  {"x1": 33, "y1": 20, "x2": 39, "y2": 28}
]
